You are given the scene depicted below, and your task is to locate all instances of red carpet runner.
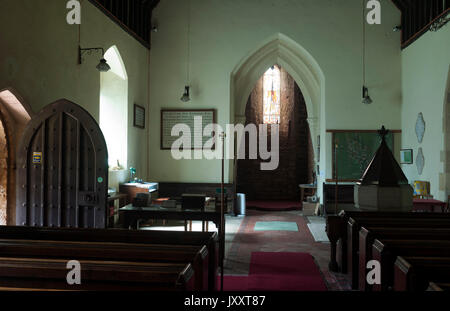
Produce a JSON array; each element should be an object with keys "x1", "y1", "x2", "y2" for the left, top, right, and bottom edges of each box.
[{"x1": 221, "y1": 252, "x2": 327, "y2": 291}]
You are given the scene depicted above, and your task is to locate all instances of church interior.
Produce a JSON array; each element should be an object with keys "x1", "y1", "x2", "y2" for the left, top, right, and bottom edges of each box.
[{"x1": 0, "y1": 0, "x2": 450, "y2": 294}]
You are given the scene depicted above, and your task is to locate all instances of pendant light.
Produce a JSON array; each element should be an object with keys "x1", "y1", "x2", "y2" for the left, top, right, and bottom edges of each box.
[
  {"x1": 181, "y1": 86, "x2": 190, "y2": 102},
  {"x1": 362, "y1": 0, "x2": 372, "y2": 105},
  {"x1": 181, "y1": 0, "x2": 191, "y2": 102}
]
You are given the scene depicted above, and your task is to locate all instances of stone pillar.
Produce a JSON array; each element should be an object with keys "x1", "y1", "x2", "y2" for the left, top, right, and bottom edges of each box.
[{"x1": 0, "y1": 120, "x2": 7, "y2": 225}]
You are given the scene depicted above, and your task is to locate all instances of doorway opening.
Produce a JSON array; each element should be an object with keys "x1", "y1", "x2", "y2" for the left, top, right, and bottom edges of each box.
[{"x1": 236, "y1": 65, "x2": 314, "y2": 206}]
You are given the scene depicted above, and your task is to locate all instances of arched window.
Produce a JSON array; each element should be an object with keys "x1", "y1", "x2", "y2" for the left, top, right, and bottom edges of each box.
[
  {"x1": 263, "y1": 66, "x2": 281, "y2": 124},
  {"x1": 100, "y1": 46, "x2": 128, "y2": 170}
]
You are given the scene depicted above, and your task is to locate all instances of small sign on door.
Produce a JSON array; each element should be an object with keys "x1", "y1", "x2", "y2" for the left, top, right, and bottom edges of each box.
[{"x1": 33, "y1": 152, "x2": 43, "y2": 164}]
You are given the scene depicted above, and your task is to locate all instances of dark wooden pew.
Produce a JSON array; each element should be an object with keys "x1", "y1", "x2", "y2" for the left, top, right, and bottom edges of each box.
[
  {"x1": 394, "y1": 256, "x2": 450, "y2": 291},
  {"x1": 326, "y1": 211, "x2": 450, "y2": 273},
  {"x1": 358, "y1": 227, "x2": 450, "y2": 291},
  {"x1": 322, "y1": 183, "x2": 355, "y2": 216},
  {"x1": 0, "y1": 226, "x2": 218, "y2": 291},
  {"x1": 0, "y1": 256, "x2": 195, "y2": 291},
  {"x1": 370, "y1": 239, "x2": 450, "y2": 291},
  {"x1": 346, "y1": 215, "x2": 450, "y2": 289},
  {"x1": 0, "y1": 239, "x2": 209, "y2": 291},
  {"x1": 428, "y1": 282, "x2": 450, "y2": 291}
]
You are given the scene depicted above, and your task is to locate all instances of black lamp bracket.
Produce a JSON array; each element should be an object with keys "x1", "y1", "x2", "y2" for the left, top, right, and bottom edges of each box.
[
  {"x1": 78, "y1": 46, "x2": 106, "y2": 65},
  {"x1": 362, "y1": 86, "x2": 368, "y2": 97}
]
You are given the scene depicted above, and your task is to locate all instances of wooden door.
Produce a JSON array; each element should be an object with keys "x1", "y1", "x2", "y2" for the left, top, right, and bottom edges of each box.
[{"x1": 16, "y1": 99, "x2": 108, "y2": 228}]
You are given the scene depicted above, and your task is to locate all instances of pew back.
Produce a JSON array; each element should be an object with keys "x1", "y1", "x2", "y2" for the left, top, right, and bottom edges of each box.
[
  {"x1": 0, "y1": 257, "x2": 195, "y2": 291},
  {"x1": 0, "y1": 226, "x2": 218, "y2": 291}
]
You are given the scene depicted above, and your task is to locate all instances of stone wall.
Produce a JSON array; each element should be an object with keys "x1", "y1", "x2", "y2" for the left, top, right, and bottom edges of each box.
[
  {"x1": 237, "y1": 66, "x2": 313, "y2": 201},
  {"x1": 0, "y1": 119, "x2": 7, "y2": 225}
]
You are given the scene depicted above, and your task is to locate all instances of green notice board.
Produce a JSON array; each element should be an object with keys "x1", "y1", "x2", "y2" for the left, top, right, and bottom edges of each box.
[{"x1": 332, "y1": 131, "x2": 394, "y2": 181}]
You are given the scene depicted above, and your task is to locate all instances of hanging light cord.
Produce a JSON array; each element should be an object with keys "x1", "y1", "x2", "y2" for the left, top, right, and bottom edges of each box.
[
  {"x1": 362, "y1": 0, "x2": 366, "y2": 88},
  {"x1": 186, "y1": 0, "x2": 191, "y2": 85}
]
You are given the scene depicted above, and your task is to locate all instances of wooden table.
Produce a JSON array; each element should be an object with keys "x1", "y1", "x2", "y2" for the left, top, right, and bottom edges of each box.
[
  {"x1": 107, "y1": 193, "x2": 128, "y2": 227},
  {"x1": 413, "y1": 198, "x2": 448, "y2": 213},
  {"x1": 299, "y1": 184, "x2": 317, "y2": 203},
  {"x1": 120, "y1": 204, "x2": 222, "y2": 229},
  {"x1": 119, "y1": 204, "x2": 225, "y2": 271},
  {"x1": 119, "y1": 183, "x2": 159, "y2": 205}
]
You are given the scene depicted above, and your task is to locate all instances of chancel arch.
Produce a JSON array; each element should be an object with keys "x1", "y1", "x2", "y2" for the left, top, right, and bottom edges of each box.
[
  {"x1": 230, "y1": 33, "x2": 325, "y2": 189},
  {"x1": 0, "y1": 88, "x2": 32, "y2": 225},
  {"x1": 236, "y1": 65, "x2": 314, "y2": 201}
]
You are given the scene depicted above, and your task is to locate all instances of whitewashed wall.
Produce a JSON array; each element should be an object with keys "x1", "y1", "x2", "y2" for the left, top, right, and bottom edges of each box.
[{"x1": 149, "y1": 0, "x2": 402, "y2": 190}]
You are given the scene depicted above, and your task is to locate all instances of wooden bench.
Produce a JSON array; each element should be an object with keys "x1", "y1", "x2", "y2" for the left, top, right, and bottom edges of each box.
[
  {"x1": 346, "y1": 215, "x2": 450, "y2": 289},
  {"x1": 0, "y1": 256, "x2": 195, "y2": 291},
  {"x1": 0, "y1": 238, "x2": 209, "y2": 291},
  {"x1": 358, "y1": 226, "x2": 450, "y2": 290},
  {"x1": 428, "y1": 282, "x2": 450, "y2": 291},
  {"x1": 394, "y1": 256, "x2": 450, "y2": 291},
  {"x1": 326, "y1": 211, "x2": 450, "y2": 273},
  {"x1": 0, "y1": 226, "x2": 218, "y2": 291},
  {"x1": 322, "y1": 183, "x2": 356, "y2": 216},
  {"x1": 371, "y1": 239, "x2": 450, "y2": 291}
]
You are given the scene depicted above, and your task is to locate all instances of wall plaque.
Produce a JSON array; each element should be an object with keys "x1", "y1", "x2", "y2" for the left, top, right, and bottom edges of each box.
[
  {"x1": 160, "y1": 109, "x2": 216, "y2": 150},
  {"x1": 415, "y1": 112, "x2": 425, "y2": 143},
  {"x1": 134, "y1": 104, "x2": 146, "y2": 129},
  {"x1": 416, "y1": 147, "x2": 425, "y2": 175}
]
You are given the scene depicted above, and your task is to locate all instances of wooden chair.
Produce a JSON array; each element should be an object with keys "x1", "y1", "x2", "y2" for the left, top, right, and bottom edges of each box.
[
  {"x1": 447, "y1": 195, "x2": 450, "y2": 213},
  {"x1": 413, "y1": 181, "x2": 433, "y2": 199}
]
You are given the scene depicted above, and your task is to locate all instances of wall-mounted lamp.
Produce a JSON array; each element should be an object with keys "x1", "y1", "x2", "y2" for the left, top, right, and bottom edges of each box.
[
  {"x1": 393, "y1": 25, "x2": 402, "y2": 32},
  {"x1": 181, "y1": 86, "x2": 191, "y2": 102},
  {"x1": 362, "y1": 86, "x2": 373, "y2": 105},
  {"x1": 78, "y1": 46, "x2": 111, "y2": 72}
]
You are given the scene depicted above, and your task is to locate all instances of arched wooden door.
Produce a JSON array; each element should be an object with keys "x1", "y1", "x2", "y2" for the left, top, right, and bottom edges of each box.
[{"x1": 16, "y1": 99, "x2": 108, "y2": 228}]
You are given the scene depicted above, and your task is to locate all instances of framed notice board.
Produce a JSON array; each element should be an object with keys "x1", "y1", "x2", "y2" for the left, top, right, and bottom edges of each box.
[
  {"x1": 330, "y1": 130, "x2": 397, "y2": 181},
  {"x1": 160, "y1": 109, "x2": 216, "y2": 150},
  {"x1": 133, "y1": 104, "x2": 146, "y2": 129}
]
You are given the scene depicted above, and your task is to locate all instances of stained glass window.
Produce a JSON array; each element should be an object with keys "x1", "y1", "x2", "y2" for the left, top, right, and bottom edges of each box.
[{"x1": 263, "y1": 66, "x2": 281, "y2": 124}]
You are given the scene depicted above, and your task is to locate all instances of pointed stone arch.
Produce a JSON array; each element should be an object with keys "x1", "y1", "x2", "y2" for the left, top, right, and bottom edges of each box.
[
  {"x1": 0, "y1": 87, "x2": 33, "y2": 225},
  {"x1": 104, "y1": 45, "x2": 128, "y2": 81},
  {"x1": 231, "y1": 33, "x2": 324, "y2": 128},
  {"x1": 230, "y1": 33, "x2": 325, "y2": 186}
]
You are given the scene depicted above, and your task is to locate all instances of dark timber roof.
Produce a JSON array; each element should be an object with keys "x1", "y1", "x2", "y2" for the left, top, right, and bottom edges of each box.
[
  {"x1": 89, "y1": 0, "x2": 160, "y2": 49},
  {"x1": 89, "y1": 1, "x2": 450, "y2": 50},
  {"x1": 392, "y1": 0, "x2": 450, "y2": 49}
]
